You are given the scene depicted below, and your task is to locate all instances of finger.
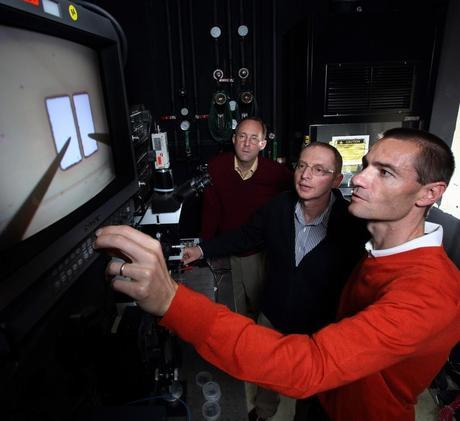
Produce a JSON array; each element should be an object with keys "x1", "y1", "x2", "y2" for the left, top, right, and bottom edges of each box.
[
  {"x1": 95, "y1": 232, "x2": 138, "y2": 265},
  {"x1": 100, "y1": 247, "x2": 131, "y2": 261},
  {"x1": 112, "y1": 277, "x2": 142, "y2": 300},
  {"x1": 181, "y1": 250, "x2": 190, "y2": 263},
  {"x1": 95, "y1": 231, "x2": 162, "y2": 266},
  {"x1": 96, "y1": 225, "x2": 157, "y2": 248},
  {"x1": 95, "y1": 225, "x2": 164, "y2": 259},
  {"x1": 110, "y1": 262, "x2": 173, "y2": 303},
  {"x1": 185, "y1": 254, "x2": 198, "y2": 264},
  {"x1": 107, "y1": 258, "x2": 130, "y2": 277},
  {"x1": 107, "y1": 261, "x2": 160, "y2": 283}
]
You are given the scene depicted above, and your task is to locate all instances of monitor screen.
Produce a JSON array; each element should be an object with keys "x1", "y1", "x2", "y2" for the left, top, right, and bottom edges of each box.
[
  {"x1": 0, "y1": 1, "x2": 138, "y2": 337},
  {"x1": 0, "y1": 24, "x2": 115, "y2": 246}
]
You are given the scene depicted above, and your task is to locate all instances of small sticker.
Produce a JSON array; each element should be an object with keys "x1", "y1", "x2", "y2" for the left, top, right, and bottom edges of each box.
[{"x1": 68, "y1": 4, "x2": 78, "y2": 21}]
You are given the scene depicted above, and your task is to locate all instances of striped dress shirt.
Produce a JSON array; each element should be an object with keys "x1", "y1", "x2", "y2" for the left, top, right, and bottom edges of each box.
[{"x1": 294, "y1": 193, "x2": 336, "y2": 266}]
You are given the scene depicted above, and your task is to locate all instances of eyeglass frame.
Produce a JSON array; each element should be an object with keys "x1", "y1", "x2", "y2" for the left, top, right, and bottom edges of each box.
[
  {"x1": 234, "y1": 131, "x2": 264, "y2": 145},
  {"x1": 295, "y1": 160, "x2": 336, "y2": 177}
]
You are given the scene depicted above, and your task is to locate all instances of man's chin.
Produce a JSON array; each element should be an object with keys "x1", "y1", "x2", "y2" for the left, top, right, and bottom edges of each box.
[
  {"x1": 297, "y1": 193, "x2": 315, "y2": 202},
  {"x1": 237, "y1": 154, "x2": 257, "y2": 163},
  {"x1": 348, "y1": 202, "x2": 368, "y2": 219}
]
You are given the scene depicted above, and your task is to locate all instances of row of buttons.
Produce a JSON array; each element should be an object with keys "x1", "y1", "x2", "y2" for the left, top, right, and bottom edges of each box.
[
  {"x1": 51, "y1": 236, "x2": 96, "y2": 292},
  {"x1": 47, "y1": 199, "x2": 134, "y2": 296}
]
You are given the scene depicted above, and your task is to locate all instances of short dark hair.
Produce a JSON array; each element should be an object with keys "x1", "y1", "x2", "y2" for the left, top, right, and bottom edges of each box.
[
  {"x1": 382, "y1": 128, "x2": 455, "y2": 185},
  {"x1": 234, "y1": 117, "x2": 267, "y2": 140},
  {"x1": 302, "y1": 142, "x2": 343, "y2": 174}
]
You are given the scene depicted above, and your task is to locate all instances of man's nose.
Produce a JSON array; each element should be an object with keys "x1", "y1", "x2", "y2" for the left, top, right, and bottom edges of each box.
[
  {"x1": 350, "y1": 168, "x2": 366, "y2": 187},
  {"x1": 301, "y1": 166, "x2": 313, "y2": 179}
]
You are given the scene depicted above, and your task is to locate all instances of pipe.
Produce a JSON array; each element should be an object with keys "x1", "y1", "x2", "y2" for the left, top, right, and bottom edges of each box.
[
  {"x1": 165, "y1": 0, "x2": 178, "y2": 155},
  {"x1": 213, "y1": 0, "x2": 220, "y2": 68},
  {"x1": 226, "y1": 0, "x2": 233, "y2": 79},
  {"x1": 239, "y1": 0, "x2": 245, "y2": 68},
  {"x1": 272, "y1": 0, "x2": 277, "y2": 133},
  {"x1": 188, "y1": 0, "x2": 201, "y2": 155},
  {"x1": 176, "y1": 0, "x2": 186, "y2": 90},
  {"x1": 252, "y1": 0, "x2": 257, "y2": 100}
]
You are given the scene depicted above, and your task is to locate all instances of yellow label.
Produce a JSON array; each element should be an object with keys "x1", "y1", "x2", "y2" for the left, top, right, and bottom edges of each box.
[{"x1": 68, "y1": 4, "x2": 78, "y2": 21}]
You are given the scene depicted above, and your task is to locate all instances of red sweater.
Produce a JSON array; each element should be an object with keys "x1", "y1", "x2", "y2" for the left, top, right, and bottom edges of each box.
[
  {"x1": 161, "y1": 246, "x2": 460, "y2": 420},
  {"x1": 201, "y1": 152, "x2": 292, "y2": 240}
]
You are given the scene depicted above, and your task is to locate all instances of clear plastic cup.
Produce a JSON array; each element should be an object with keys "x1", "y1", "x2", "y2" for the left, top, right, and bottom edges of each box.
[
  {"x1": 202, "y1": 381, "x2": 221, "y2": 402},
  {"x1": 202, "y1": 400, "x2": 221, "y2": 421},
  {"x1": 195, "y1": 371, "x2": 213, "y2": 387}
]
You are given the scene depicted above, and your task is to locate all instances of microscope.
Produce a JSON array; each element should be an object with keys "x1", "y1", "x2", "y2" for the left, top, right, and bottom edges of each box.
[{"x1": 134, "y1": 170, "x2": 210, "y2": 266}]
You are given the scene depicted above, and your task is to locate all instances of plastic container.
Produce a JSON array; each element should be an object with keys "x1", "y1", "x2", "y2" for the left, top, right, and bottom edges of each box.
[
  {"x1": 202, "y1": 381, "x2": 221, "y2": 402},
  {"x1": 202, "y1": 400, "x2": 221, "y2": 421},
  {"x1": 195, "y1": 371, "x2": 213, "y2": 387}
]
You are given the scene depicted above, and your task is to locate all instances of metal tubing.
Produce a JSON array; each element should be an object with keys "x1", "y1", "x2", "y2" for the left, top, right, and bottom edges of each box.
[
  {"x1": 188, "y1": 0, "x2": 201, "y2": 154},
  {"x1": 165, "y1": 0, "x2": 178, "y2": 154}
]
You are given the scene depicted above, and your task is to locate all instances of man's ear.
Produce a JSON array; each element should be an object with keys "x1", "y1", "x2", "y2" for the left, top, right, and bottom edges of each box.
[
  {"x1": 258, "y1": 139, "x2": 267, "y2": 151},
  {"x1": 416, "y1": 182, "x2": 447, "y2": 208},
  {"x1": 332, "y1": 173, "x2": 344, "y2": 189},
  {"x1": 232, "y1": 134, "x2": 236, "y2": 146}
]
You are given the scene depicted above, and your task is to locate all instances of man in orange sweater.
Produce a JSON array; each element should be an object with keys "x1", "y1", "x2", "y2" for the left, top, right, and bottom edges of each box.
[{"x1": 95, "y1": 128, "x2": 460, "y2": 420}]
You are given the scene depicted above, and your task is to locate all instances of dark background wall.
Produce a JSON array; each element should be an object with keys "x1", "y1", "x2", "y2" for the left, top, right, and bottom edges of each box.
[
  {"x1": 88, "y1": 0, "x2": 313, "y2": 173},
  {"x1": 87, "y1": 0, "x2": 453, "y2": 171}
]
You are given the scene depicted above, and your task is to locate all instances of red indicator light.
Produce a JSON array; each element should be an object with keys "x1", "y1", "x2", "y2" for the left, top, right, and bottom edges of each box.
[{"x1": 22, "y1": 0, "x2": 40, "y2": 6}]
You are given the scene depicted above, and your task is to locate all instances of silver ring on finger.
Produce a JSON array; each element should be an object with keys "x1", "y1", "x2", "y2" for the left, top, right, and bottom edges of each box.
[{"x1": 119, "y1": 262, "x2": 127, "y2": 276}]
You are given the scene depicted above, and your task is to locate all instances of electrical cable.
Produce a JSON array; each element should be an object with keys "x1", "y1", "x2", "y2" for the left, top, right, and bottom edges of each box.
[
  {"x1": 213, "y1": 0, "x2": 220, "y2": 68},
  {"x1": 133, "y1": 200, "x2": 151, "y2": 229},
  {"x1": 252, "y1": 0, "x2": 257, "y2": 100},
  {"x1": 206, "y1": 259, "x2": 231, "y2": 292},
  {"x1": 272, "y1": 0, "x2": 277, "y2": 133},
  {"x1": 187, "y1": 0, "x2": 201, "y2": 156},
  {"x1": 226, "y1": 0, "x2": 233, "y2": 81},
  {"x1": 176, "y1": 0, "x2": 186, "y2": 90},
  {"x1": 165, "y1": 0, "x2": 179, "y2": 155},
  {"x1": 208, "y1": 96, "x2": 233, "y2": 144},
  {"x1": 239, "y1": 0, "x2": 245, "y2": 68}
]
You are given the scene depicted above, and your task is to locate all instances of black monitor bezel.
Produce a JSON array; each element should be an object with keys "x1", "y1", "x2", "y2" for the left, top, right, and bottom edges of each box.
[{"x1": 0, "y1": 0, "x2": 139, "y2": 313}]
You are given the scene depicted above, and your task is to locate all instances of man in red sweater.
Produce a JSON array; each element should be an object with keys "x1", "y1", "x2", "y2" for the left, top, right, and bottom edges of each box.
[
  {"x1": 201, "y1": 117, "x2": 292, "y2": 319},
  {"x1": 95, "y1": 128, "x2": 460, "y2": 420}
]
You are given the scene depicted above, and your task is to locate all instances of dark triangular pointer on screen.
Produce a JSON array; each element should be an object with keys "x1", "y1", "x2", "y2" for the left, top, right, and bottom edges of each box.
[
  {"x1": 87, "y1": 132, "x2": 110, "y2": 145},
  {"x1": 0, "y1": 137, "x2": 71, "y2": 249}
]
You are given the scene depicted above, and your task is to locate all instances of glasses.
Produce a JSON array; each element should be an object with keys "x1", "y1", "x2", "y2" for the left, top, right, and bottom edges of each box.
[
  {"x1": 295, "y1": 161, "x2": 335, "y2": 177},
  {"x1": 235, "y1": 132, "x2": 262, "y2": 145}
]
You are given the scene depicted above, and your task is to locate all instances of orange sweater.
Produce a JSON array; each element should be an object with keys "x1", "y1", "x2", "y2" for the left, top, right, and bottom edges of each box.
[{"x1": 161, "y1": 246, "x2": 460, "y2": 420}]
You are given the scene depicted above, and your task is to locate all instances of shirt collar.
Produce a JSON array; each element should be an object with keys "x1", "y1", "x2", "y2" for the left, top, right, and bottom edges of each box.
[
  {"x1": 234, "y1": 156, "x2": 258, "y2": 180},
  {"x1": 365, "y1": 221, "x2": 443, "y2": 257},
  {"x1": 295, "y1": 192, "x2": 336, "y2": 227}
]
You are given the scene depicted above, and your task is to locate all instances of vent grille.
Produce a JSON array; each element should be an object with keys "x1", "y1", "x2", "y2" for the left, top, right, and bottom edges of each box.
[{"x1": 325, "y1": 62, "x2": 415, "y2": 116}]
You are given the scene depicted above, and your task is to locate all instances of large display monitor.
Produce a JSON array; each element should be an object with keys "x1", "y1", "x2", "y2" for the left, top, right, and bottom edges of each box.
[{"x1": 0, "y1": 0, "x2": 139, "y2": 341}]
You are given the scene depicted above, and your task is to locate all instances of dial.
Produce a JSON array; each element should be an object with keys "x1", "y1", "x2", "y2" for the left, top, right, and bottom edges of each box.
[{"x1": 180, "y1": 120, "x2": 191, "y2": 131}]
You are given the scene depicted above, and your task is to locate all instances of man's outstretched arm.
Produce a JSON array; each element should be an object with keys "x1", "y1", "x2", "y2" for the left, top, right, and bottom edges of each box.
[{"x1": 94, "y1": 225, "x2": 457, "y2": 399}]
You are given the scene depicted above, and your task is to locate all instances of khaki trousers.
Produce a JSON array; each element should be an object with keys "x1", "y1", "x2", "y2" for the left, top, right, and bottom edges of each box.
[{"x1": 230, "y1": 252, "x2": 266, "y2": 320}]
